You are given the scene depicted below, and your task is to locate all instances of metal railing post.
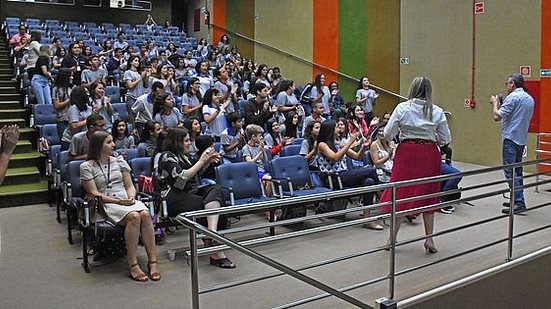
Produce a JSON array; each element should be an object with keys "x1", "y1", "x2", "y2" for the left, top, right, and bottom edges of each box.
[
  {"x1": 507, "y1": 166, "x2": 515, "y2": 262},
  {"x1": 535, "y1": 134, "x2": 540, "y2": 193},
  {"x1": 189, "y1": 219, "x2": 200, "y2": 309},
  {"x1": 388, "y1": 186, "x2": 397, "y2": 299}
]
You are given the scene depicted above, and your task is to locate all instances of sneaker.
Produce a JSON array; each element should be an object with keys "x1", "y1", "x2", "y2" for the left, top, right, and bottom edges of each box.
[
  {"x1": 440, "y1": 206, "x2": 455, "y2": 214},
  {"x1": 501, "y1": 206, "x2": 527, "y2": 215}
]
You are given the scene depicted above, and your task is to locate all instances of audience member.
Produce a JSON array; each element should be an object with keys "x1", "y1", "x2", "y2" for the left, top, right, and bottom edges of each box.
[
  {"x1": 9, "y1": 25, "x2": 30, "y2": 48},
  {"x1": 242, "y1": 124, "x2": 272, "y2": 196},
  {"x1": 81, "y1": 54, "x2": 108, "y2": 88},
  {"x1": 67, "y1": 114, "x2": 105, "y2": 161},
  {"x1": 89, "y1": 81, "x2": 114, "y2": 130},
  {"x1": 182, "y1": 117, "x2": 201, "y2": 156},
  {"x1": 31, "y1": 44, "x2": 53, "y2": 104},
  {"x1": 181, "y1": 77, "x2": 203, "y2": 120},
  {"x1": 264, "y1": 118, "x2": 293, "y2": 157},
  {"x1": 282, "y1": 110, "x2": 300, "y2": 138},
  {"x1": 52, "y1": 69, "x2": 74, "y2": 139},
  {"x1": 25, "y1": 31, "x2": 42, "y2": 78},
  {"x1": 137, "y1": 121, "x2": 162, "y2": 157},
  {"x1": 61, "y1": 42, "x2": 87, "y2": 86},
  {"x1": 156, "y1": 127, "x2": 236, "y2": 268},
  {"x1": 153, "y1": 93, "x2": 182, "y2": 131},
  {"x1": 220, "y1": 112, "x2": 245, "y2": 164},
  {"x1": 61, "y1": 86, "x2": 93, "y2": 150},
  {"x1": 370, "y1": 124, "x2": 395, "y2": 183},
  {"x1": 0, "y1": 125, "x2": 20, "y2": 186},
  {"x1": 244, "y1": 83, "x2": 275, "y2": 128},
  {"x1": 310, "y1": 74, "x2": 331, "y2": 117},
  {"x1": 299, "y1": 120, "x2": 321, "y2": 169},
  {"x1": 111, "y1": 119, "x2": 135, "y2": 150},
  {"x1": 194, "y1": 60, "x2": 213, "y2": 96},
  {"x1": 131, "y1": 81, "x2": 164, "y2": 138},
  {"x1": 80, "y1": 130, "x2": 161, "y2": 282},
  {"x1": 202, "y1": 88, "x2": 229, "y2": 140},
  {"x1": 355, "y1": 76, "x2": 379, "y2": 121}
]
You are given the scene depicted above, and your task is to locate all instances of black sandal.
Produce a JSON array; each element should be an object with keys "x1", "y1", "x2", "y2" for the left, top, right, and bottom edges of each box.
[{"x1": 209, "y1": 257, "x2": 236, "y2": 269}]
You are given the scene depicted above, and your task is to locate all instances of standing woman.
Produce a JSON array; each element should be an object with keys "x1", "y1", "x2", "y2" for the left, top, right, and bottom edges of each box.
[
  {"x1": 80, "y1": 131, "x2": 161, "y2": 282},
  {"x1": 253, "y1": 64, "x2": 271, "y2": 89},
  {"x1": 194, "y1": 60, "x2": 214, "y2": 96},
  {"x1": 197, "y1": 38, "x2": 209, "y2": 58},
  {"x1": 202, "y1": 88, "x2": 229, "y2": 140},
  {"x1": 355, "y1": 76, "x2": 379, "y2": 122},
  {"x1": 31, "y1": 44, "x2": 53, "y2": 104},
  {"x1": 157, "y1": 127, "x2": 235, "y2": 268},
  {"x1": 156, "y1": 63, "x2": 178, "y2": 95},
  {"x1": 316, "y1": 120, "x2": 383, "y2": 230},
  {"x1": 124, "y1": 55, "x2": 150, "y2": 109},
  {"x1": 217, "y1": 34, "x2": 231, "y2": 55},
  {"x1": 310, "y1": 74, "x2": 331, "y2": 117},
  {"x1": 52, "y1": 69, "x2": 74, "y2": 139},
  {"x1": 89, "y1": 81, "x2": 114, "y2": 130},
  {"x1": 380, "y1": 76, "x2": 451, "y2": 253}
]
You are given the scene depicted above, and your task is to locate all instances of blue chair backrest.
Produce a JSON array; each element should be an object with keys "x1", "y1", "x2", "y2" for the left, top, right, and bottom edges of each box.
[
  {"x1": 292, "y1": 138, "x2": 304, "y2": 145},
  {"x1": 65, "y1": 21, "x2": 80, "y2": 28},
  {"x1": 40, "y1": 124, "x2": 60, "y2": 145},
  {"x1": 270, "y1": 155, "x2": 311, "y2": 190},
  {"x1": 281, "y1": 144, "x2": 301, "y2": 157},
  {"x1": 49, "y1": 144, "x2": 62, "y2": 165},
  {"x1": 129, "y1": 157, "x2": 152, "y2": 178},
  {"x1": 34, "y1": 104, "x2": 57, "y2": 126},
  {"x1": 67, "y1": 160, "x2": 85, "y2": 198},
  {"x1": 26, "y1": 18, "x2": 41, "y2": 25},
  {"x1": 105, "y1": 86, "x2": 121, "y2": 102},
  {"x1": 121, "y1": 148, "x2": 138, "y2": 162},
  {"x1": 111, "y1": 103, "x2": 129, "y2": 122},
  {"x1": 213, "y1": 142, "x2": 221, "y2": 153},
  {"x1": 216, "y1": 162, "x2": 263, "y2": 199},
  {"x1": 58, "y1": 151, "x2": 69, "y2": 180}
]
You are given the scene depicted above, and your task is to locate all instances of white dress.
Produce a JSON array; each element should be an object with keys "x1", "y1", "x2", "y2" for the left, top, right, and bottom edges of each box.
[{"x1": 80, "y1": 156, "x2": 148, "y2": 224}]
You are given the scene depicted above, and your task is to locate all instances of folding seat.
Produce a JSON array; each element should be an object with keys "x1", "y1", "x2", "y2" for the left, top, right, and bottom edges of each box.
[
  {"x1": 47, "y1": 24, "x2": 63, "y2": 32},
  {"x1": 126, "y1": 40, "x2": 137, "y2": 48},
  {"x1": 270, "y1": 156, "x2": 332, "y2": 197},
  {"x1": 5, "y1": 17, "x2": 20, "y2": 26},
  {"x1": 61, "y1": 38, "x2": 73, "y2": 46},
  {"x1": 55, "y1": 150, "x2": 69, "y2": 223},
  {"x1": 292, "y1": 138, "x2": 304, "y2": 145},
  {"x1": 73, "y1": 32, "x2": 89, "y2": 41},
  {"x1": 94, "y1": 33, "x2": 109, "y2": 42},
  {"x1": 101, "y1": 22, "x2": 116, "y2": 31},
  {"x1": 45, "y1": 19, "x2": 60, "y2": 26},
  {"x1": 82, "y1": 22, "x2": 97, "y2": 30},
  {"x1": 111, "y1": 103, "x2": 129, "y2": 121},
  {"x1": 64, "y1": 21, "x2": 80, "y2": 29},
  {"x1": 50, "y1": 30, "x2": 67, "y2": 38},
  {"x1": 119, "y1": 23, "x2": 132, "y2": 31},
  {"x1": 105, "y1": 86, "x2": 121, "y2": 102},
  {"x1": 31, "y1": 104, "x2": 57, "y2": 129},
  {"x1": 28, "y1": 25, "x2": 45, "y2": 32},
  {"x1": 90, "y1": 45, "x2": 101, "y2": 54},
  {"x1": 41, "y1": 37, "x2": 52, "y2": 44},
  {"x1": 25, "y1": 18, "x2": 41, "y2": 26},
  {"x1": 281, "y1": 144, "x2": 302, "y2": 157},
  {"x1": 84, "y1": 39, "x2": 95, "y2": 47},
  {"x1": 152, "y1": 25, "x2": 163, "y2": 33},
  {"x1": 87, "y1": 27, "x2": 102, "y2": 36},
  {"x1": 215, "y1": 162, "x2": 276, "y2": 207}
]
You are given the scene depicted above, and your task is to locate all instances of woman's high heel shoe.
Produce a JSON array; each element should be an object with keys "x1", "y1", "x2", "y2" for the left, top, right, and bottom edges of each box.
[{"x1": 424, "y1": 241, "x2": 438, "y2": 254}]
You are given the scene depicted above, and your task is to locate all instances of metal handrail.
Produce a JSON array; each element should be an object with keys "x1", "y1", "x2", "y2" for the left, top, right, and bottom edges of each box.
[
  {"x1": 210, "y1": 23, "x2": 408, "y2": 102},
  {"x1": 179, "y1": 156, "x2": 551, "y2": 308},
  {"x1": 535, "y1": 132, "x2": 551, "y2": 192}
]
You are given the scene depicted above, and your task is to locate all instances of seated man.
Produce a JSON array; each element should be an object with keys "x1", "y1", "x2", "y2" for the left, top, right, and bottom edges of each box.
[
  {"x1": 81, "y1": 54, "x2": 108, "y2": 88},
  {"x1": 9, "y1": 25, "x2": 30, "y2": 49},
  {"x1": 67, "y1": 114, "x2": 105, "y2": 162}
]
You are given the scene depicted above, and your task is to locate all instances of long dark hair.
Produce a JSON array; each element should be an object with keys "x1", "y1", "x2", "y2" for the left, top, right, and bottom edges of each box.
[
  {"x1": 54, "y1": 68, "x2": 72, "y2": 88},
  {"x1": 111, "y1": 119, "x2": 129, "y2": 139},
  {"x1": 255, "y1": 64, "x2": 268, "y2": 78},
  {"x1": 70, "y1": 86, "x2": 90, "y2": 112},
  {"x1": 162, "y1": 127, "x2": 188, "y2": 156},
  {"x1": 203, "y1": 88, "x2": 219, "y2": 106},
  {"x1": 153, "y1": 92, "x2": 171, "y2": 117},
  {"x1": 314, "y1": 73, "x2": 324, "y2": 94},
  {"x1": 283, "y1": 111, "x2": 299, "y2": 138},
  {"x1": 126, "y1": 55, "x2": 141, "y2": 71},
  {"x1": 303, "y1": 120, "x2": 321, "y2": 152},
  {"x1": 86, "y1": 131, "x2": 110, "y2": 161},
  {"x1": 317, "y1": 120, "x2": 337, "y2": 152},
  {"x1": 266, "y1": 118, "x2": 280, "y2": 145},
  {"x1": 182, "y1": 117, "x2": 200, "y2": 138},
  {"x1": 185, "y1": 77, "x2": 203, "y2": 101}
]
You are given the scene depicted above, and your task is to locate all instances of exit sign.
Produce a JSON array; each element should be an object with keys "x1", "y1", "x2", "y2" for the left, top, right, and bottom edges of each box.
[
  {"x1": 400, "y1": 57, "x2": 409, "y2": 65},
  {"x1": 475, "y1": 2, "x2": 485, "y2": 14}
]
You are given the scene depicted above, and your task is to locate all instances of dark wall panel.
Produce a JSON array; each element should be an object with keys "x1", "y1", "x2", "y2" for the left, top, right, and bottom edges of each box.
[{"x1": 1, "y1": 0, "x2": 171, "y2": 26}]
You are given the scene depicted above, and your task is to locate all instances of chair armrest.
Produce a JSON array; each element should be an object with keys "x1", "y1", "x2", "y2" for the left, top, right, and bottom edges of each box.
[{"x1": 268, "y1": 177, "x2": 292, "y2": 197}]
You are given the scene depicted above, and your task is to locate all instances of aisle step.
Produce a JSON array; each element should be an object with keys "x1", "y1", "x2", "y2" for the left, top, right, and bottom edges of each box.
[
  {"x1": 8, "y1": 151, "x2": 45, "y2": 169},
  {"x1": 0, "y1": 100, "x2": 21, "y2": 109},
  {"x1": 0, "y1": 179, "x2": 49, "y2": 208},
  {"x1": 0, "y1": 86, "x2": 17, "y2": 94},
  {"x1": 3, "y1": 166, "x2": 41, "y2": 185},
  {"x1": 0, "y1": 93, "x2": 20, "y2": 101},
  {"x1": 13, "y1": 140, "x2": 33, "y2": 154},
  {"x1": 0, "y1": 108, "x2": 27, "y2": 119},
  {"x1": 0, "y1": 118, "x2": 26, "y2": 127}
]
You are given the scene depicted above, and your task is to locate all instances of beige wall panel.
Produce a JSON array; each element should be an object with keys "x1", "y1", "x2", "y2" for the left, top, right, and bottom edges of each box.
[
  {"x1": 253, "y1": 0, "x2": 313, "y2": 86},
  {"x1": 187, "y1": 0, "x2": 211, "y2": 44},
  {"x1": 401, "y1": 0, "x2": 540, "y2": 166}
]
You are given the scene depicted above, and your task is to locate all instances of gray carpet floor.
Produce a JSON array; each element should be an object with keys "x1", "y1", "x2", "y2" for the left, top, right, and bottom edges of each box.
[{"x1": 1, "y1": 162, "x2": 550, "y2": 309}]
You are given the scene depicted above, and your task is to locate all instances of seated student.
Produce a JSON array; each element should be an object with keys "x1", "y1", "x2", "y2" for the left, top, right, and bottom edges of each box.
[
  {"x1": 202, "y1": 88, "x2": 230, "y2": 140},
  {"x1": 195, "y1": 134, "x2": 219, "y2": 182},
  {"x1": 52, "y1": 69, "x2": 74, "y2": 140},
  {"x1": 264, "y1": 118, "x2": 293, "y2": 158},
  {"x1": 89, "y1": 80, "x2": 114, "y2": 130},
  {"x1": 219, "y1": 112, "x2": 245, "y2": 164},
  {"x1": 112, "y1": 119, "x2": 135, "y2": 150},
  {"x1": 182, "y1": 117, "x2": 202, "y2": 157},
  {"x1": 80, "y1": 131, "x2": 161, "y2": 282},
  {"x1": 213, "y1": 66, "x2": 239, "y2": 112},
  {"x1": 81, "y1": 54, "x2": 108, "y2": 88},
  {"x1": 283, "y1": 110, "x2": 301, "y2": 139},
  {"x1": 132, "y1": 81, "x2": 165, "y2": 139},
  {"x1": 370, "y1": 124, "x2": 395, "y2": 183},
  {"x1": 243, "y1": 83, "x2": 275, "y2": 128},
  {"x1": 302, "y1": 102, "x2": 326, "y2": 136},
  {"x1": 67, "y1": 114, "x2": 105, "y2": 162},
  {"x1": 300, "y1": 120, "x2": 321, "y2": 170},
  {"x1": 181, "y1": 77, "x2": 204, "y2": 121},
  {"x1": 9, "y1": 25, "x2": 30, "y2": 48},
  {"x1": 440, "y1": 145, "x2": 462, "y2": 214},
  {"x1": 156, "y1": 127, "x2": 236, "y2": 269},
  {"x1": 153, "y1": 93, "x2": 182, "y2": 131},
  {"x1": 137, "y1": 121, "x2": 162, "y2": 157},
  {"x1": 61, "y1": 86, "x2": 93, "y2": 150},
  {"x1": 242, "y1": 124, "x2": 273, "y2": 196},
  {"x1": 347, "y1": 104, "x2": 372, "y2": 140},
  {"x1": 317, "y1": 120, "x2": 383, "y2": 230}
]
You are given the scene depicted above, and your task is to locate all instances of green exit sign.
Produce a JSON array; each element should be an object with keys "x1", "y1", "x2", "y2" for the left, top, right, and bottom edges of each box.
[
  {"x1": 400, "y1": 57, "x2": 409, "y2": 65},
  {"x1": 540, "y1": 69, "x2": 551, "y2": 77}
]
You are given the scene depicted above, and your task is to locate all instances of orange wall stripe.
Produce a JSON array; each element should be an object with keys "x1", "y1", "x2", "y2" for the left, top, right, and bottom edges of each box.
[
  {"x1": 212, "y1": 0, "x2": 226, "y2": 46},
  {"x1": 313, "y1": 0, "x2": 339, "y2": 83}
]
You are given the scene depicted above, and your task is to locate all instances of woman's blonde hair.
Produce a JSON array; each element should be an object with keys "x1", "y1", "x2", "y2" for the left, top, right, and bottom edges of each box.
[
  {"x1": 38, "y1": 44, "x2": 50, "y2": 57},
  {"x1": 408, "y1": 76, "x2": 433, "y2": 120}
]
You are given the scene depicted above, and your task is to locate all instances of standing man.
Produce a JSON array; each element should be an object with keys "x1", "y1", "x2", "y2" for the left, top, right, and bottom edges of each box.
[
  {"x1": 61, "y1": 42, "x2": 87, "y2": 86},
  {"x1": 490, "y1": 73, "x2": 534, "y2": 214}
]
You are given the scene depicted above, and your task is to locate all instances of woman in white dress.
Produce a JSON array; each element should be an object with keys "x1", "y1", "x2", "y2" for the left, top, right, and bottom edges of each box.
[{"x1": 80, "y1": 131, "x2": 161, "y2": 282}]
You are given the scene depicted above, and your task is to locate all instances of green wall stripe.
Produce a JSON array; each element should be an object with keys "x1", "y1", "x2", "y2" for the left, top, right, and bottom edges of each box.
[{"x1": 338, "y1": 0, "x2": 368, "y2": 101}]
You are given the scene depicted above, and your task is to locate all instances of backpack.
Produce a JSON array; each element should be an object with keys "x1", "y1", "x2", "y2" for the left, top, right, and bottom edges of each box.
[{"x1": 300, "y1": 83, "x2": 314, "y2": 105}]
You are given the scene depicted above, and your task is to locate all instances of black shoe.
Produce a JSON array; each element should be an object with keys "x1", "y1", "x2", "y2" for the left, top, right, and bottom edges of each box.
[
  {"x1": 502, "y1": 202, "x2": 510, "y2": 208},
  {"x1": 502, "y1": 206, "x2": 526, "y2": 215},
  {"x1": 440, "y1": 206, "x2": 455, "y2": 214}
]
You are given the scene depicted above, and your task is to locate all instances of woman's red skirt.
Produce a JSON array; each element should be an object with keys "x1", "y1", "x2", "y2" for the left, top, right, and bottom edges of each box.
[{"x1": 380, "y1": 142, "x2": 441, "y2": 214}]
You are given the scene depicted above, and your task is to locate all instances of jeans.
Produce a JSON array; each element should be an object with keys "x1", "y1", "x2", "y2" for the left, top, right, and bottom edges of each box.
[
  {"x1": 31, "y1": 74, "x2": 52, "y2": 104},
  {"x1": 441, "y1": 162, "x2": 462, "y2": 201},
  {"x1": 502, "y1": 139, "x2": 525, "y2": 206}
]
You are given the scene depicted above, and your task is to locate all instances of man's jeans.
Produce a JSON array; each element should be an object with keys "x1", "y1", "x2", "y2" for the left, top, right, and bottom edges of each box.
[{"x1": 502, "y1": 139, "x2": 525, "y2": 206}]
